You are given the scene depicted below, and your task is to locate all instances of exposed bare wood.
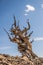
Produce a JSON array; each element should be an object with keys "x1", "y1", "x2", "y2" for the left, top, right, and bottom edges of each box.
[{"x1": 5, "y1": 16, "x2": 34, "y2": 59}]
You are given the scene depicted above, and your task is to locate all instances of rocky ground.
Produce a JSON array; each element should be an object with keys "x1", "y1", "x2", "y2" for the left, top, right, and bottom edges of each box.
[{"x1": 0, "y1": 54, "x2": 43, "y2": 65}]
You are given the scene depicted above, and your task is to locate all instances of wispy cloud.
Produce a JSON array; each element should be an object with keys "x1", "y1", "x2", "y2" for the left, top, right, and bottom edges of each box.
[
  {"x1": 24, "y1": 4, "x2": 35, "y2": 16},
  {"x1": 24, "y1": 13, "x2": 28, "y2": 16},
  {"x1": 0, "y1": 46, "x2": 11, "y2": 50},
  {"x1": 41, "y1": 4, "x2": 43, "y2": 8},
  {"x1": 34, "y1": 37, "x2": 43, "y2": 41}
]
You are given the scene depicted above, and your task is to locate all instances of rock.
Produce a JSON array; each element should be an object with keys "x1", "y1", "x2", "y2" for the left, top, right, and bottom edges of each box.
[{"x1": 0, "y1": 54, "x2": 43, "y2": 65}]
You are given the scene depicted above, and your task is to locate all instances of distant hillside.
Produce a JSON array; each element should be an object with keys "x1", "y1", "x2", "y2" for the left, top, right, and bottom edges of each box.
[{"x1": 0, "y1": 54, "x2": 43, "y2": 65}]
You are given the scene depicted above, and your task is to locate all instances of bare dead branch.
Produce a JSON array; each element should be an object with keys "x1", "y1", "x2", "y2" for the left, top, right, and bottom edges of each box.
[
  {"x1": 21, "y1": 21, "x2": 30, "y2": 34},
  {"x1": 28, "y1": 31, "x2": 33, "y2": 37},
  {"x1": 3, "y1": 28, "x2": 13, "y2": 41}
]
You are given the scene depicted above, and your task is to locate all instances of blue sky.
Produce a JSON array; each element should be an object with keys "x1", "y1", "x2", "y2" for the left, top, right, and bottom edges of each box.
[{"x1": 0, "y1": 0, "x2": 43, "y2": 57}]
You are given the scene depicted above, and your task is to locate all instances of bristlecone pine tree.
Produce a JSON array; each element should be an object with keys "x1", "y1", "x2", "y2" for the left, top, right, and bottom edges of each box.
[
  {"x1": 3, "y1": 16, "x2": 43, "y2": 65},
  {"x1": 4, "y1": 16, "x2": 38, "y2": 59}
]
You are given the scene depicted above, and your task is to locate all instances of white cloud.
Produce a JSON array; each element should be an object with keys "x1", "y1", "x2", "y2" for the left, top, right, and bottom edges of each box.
[
  {"x1": 41, "y1": 4, "x2": 43, "y2": 8},
  {"x1": 34, "y1": 37, "x2": 43, "y2": 41},
  {"x1": 0, "y1": 46, "x2": 11, "y2": 50},
  {"x1": 25, "y1": 5, "x2": 35, "y2": 12}
]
